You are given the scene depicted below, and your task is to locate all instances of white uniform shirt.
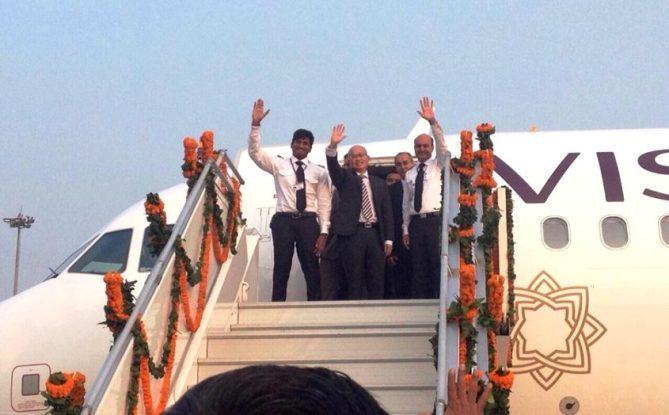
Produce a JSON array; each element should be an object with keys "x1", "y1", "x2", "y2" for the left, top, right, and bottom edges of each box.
[
  {"x1": 402, "y1": 123, "x2": 448, "y2": 236},
  {"x1": 248, "y1": 126, "x2": 332, "y2": 233}
]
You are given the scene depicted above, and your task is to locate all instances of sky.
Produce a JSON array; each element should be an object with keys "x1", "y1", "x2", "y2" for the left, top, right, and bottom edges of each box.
[{"x1": 1, "y1": 1, "x2": 667, "y2": 300}]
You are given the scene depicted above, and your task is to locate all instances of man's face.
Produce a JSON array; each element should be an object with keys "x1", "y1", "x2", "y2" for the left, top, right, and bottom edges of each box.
[
  {"x1": 348, "y1": 145, "x2": 369, "y2": 173},
  {"x1": 291, "y1": 137, "x2": 312, "y2": 160},
  {"x1": 394, "y1": 153, "x2": 415, "y2": 177},
  {"x1": 386, "y1": 172, "x2": 402, "y2": 186},
  {"x1": 414, "y1": 134, "x2": 434, "y2": 163}
]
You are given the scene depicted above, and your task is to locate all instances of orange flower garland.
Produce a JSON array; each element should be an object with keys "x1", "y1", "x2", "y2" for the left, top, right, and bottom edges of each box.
[
  {"x1": 179, "y1": 218, "x2": 212, "y2": 332},
  {"x1": 104, "y1": 272, "x2": 129, "y2": 321},
  {"x1": 182, "y1": 137, "x2": 198, "y2": 179},
  {"x1": 45, "y1": 372, "x2": 74, "y2": 398},
  {"x1": 487, "y1": 274, "x2": 505, "y2": 323},
  {"x1": 473, "y1": 149, "x2": 497, "y2": 189},
  {"x1": 107, "y1": 130, "x2": 244, "y2": 415},
  {"x1": 43, "y1": 371, "x2": 86, "y2": 412},
  {"x1": 200, "y1": 131, "x2": 215, "y2": 162},
  {"x1": 488, "y1": 370, "x2": 514, "y2": 390}
]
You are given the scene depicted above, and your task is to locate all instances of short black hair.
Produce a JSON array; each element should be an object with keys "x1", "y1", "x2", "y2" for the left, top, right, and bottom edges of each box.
[
  {"x1": 165, "y1": 365, "x2": 388, "y2": 415},
  {"x1": 292, "y1": 129, "x2": 315, "y2": 145}
]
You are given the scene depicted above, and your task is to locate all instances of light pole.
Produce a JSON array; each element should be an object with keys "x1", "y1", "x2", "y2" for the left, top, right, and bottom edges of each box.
[{"x1": 3, "y1": 212, "x2": 35, "y2": 296}]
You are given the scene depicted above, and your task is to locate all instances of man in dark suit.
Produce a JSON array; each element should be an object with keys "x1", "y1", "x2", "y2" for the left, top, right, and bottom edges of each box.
[
  {"x1": 325, "y1": 124, "x2": 393, "y2": 300},
  {"x1": 385, "y1": 152, "x2": 415, "y2": 298}
]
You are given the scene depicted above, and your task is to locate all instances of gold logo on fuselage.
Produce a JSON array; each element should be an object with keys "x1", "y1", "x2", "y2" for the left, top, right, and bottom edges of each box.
[{"x1": 511, "y1": 271, "x2": 607, "y2": 390}]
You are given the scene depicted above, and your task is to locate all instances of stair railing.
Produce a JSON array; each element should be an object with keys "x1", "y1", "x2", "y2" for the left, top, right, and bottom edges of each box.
[{"x1": 82, "y1": 151, "x2": 249, "y2": 414}]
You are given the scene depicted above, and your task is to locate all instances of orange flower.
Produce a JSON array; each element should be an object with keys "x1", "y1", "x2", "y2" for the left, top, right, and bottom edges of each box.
[
  {"x1": 458, "y1": 228, "x2": 474, "y2": 238},
  {"x1": 200, "y1": 131, "x2": 215, "y2": 162},
  {"x1": 465, "y1": 307, "x2": 478, "y2": 321},
  {"x1": 488, "y1": 370, "x2": 514, "y2": 390},
  {"x1": 457, "y1": 193, "x2": 478, "y2": 207},
  {"x1": 460, "y1": 130, "x2": 474, "y2": 162},
  {"x1": 104, "y1": 272, "x2": 129, "y2": 320},
  {"x1": 45, "y1": 372, "x2": 74, "y2": 399},
  {"x1": 476, "y1": 123, "x2": 495, "y2": 135}
]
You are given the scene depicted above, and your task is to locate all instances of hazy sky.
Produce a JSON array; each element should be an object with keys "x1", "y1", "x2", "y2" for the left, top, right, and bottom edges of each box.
[{"x1": 1, "y1": 1, "x2": 667, "y2": 300}]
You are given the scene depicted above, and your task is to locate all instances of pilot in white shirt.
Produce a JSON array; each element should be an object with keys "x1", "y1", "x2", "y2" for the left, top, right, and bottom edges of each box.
[
  {"x1": 402, "y1": 97, "x2": 448, "y2": 298},
  {"x1": 247, "y1": 99, "x2": 332, "y2": 301}
]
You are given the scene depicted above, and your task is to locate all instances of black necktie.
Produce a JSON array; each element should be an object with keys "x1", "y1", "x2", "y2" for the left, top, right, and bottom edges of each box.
[
  {"x1": 295, "y1": 161, "x2": 306, "y2": 212},
  {"x1": 414, "y1": 163, "x2": 425, "y2": 213}
]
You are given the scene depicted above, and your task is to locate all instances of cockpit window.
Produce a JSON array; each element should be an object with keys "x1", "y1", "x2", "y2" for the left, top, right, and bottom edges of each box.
[
  {"x1": 69, "y1": 229, "x2": 132, "y2": 274},
  {"x1": 542, "y1": 217, "x2": 570, "y2": 249},
  {"x1": 600, "y1": 216, "x2": 629, "y2": 248},
  {"x1": 138, "y1": 225, "x2": 174, "y2": 272},
  {"x1": 43, "y1": 234, "x2": 99, "y2": 280},
  {"x1": 660, "y1": 215, "x2": 669, "y2": 246}
]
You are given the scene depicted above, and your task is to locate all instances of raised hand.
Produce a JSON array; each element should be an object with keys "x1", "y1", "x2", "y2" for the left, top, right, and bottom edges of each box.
[
  {"x1": 444, "y1": 366, "x2": 493, "y2": 415},
  {"x1": 329, "y1": 124, "x2": 346, "y2": 147},
  {"x1": 251, "y1": 99, "x2": 270, "y2": 126},
  {"x1": 417, "y1": 96, "x2": 436, "y2": 125}
]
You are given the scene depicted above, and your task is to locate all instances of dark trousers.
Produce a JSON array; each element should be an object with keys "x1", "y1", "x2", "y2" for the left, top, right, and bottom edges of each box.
[
  {"x1": 320, "y1": 235, "x2": 346, "y2": 300},
  {"x1": 340, "y1": 227, "x2": 385, "y2": 300},
  {"x1": 409, "y1": 214, "x2": 442, "y2": 299},
  {"x1": 385, "y1": 244, "x2": 412, "y2": 299},
  {"x1": 270, "y1": 214, "x2": 321, "y2": 301}
]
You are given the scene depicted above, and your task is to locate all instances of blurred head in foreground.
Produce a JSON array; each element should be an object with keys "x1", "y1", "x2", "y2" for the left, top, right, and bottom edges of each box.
[{"x1": 164, "y1": 364, "x2": 388, "y2": 415}]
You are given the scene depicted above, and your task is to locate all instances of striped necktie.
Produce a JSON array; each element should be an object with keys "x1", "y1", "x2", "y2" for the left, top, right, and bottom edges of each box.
[{"x1": 360, "y1": 174, "x2": 374, "y2": 222}]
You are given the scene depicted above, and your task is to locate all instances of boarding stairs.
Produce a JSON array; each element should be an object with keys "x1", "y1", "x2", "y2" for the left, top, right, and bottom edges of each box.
[
  {"x1": 195, "y1": 300, "x2": 439, "y2": 414},
  {"x1": 83, "y1": 150, "x2": 500, "y2": 414}
]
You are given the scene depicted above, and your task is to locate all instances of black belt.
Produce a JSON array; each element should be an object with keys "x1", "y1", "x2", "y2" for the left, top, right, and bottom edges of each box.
[
  {"x1": 275, "y1": 211, "x2": 317, "y2": 219},
  {"x1": 411, "y1": 211, "x2": 441, "y2": 219},
  {"x1": 358, "y1": 222, "x2": 378, "y2": 229}
]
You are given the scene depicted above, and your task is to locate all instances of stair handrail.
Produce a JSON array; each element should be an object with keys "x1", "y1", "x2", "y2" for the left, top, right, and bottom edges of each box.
[
  {"x1": 435, "y1": 151, "x2": 452, "y2": 414},
  {"x1": 82, "y1": 151, "x2": 239, "y2": 414}
]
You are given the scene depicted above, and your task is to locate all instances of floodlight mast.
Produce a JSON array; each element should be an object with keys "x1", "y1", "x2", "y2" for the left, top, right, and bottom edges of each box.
[{"x1": 3, "y1": 212, "x2": 35, "y2": 296}]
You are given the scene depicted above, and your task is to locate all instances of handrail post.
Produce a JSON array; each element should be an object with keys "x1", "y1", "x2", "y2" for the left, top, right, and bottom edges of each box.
[{"x1": 435, "y1": 152, "x2": 452, "y2": 414}]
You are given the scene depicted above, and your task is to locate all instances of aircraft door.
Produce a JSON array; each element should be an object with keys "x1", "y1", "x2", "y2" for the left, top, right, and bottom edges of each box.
[{"x1": 11, "y1": 364, "x2": 50, "y2": 412}]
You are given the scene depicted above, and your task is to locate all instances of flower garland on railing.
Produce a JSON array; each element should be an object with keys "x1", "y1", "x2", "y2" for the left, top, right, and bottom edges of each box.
[
  {"x1": 102, "y1": 130, "x2": 243, "y2": 415},
  {"x1": 469, "y1": 123, "x2": 513, "y2": 415},
  {"x1": 101, "y1": 272, "x2": 136, "y2": 343},
  {"x1": 42, "y1": 371, "x2": 86, "y2": 414},
  {"x1": 446, "y1": 130, "x2": 481, "y2": 371},
  {"x1": 144, "y1": 193, "x2": 171, "y2": 256}
]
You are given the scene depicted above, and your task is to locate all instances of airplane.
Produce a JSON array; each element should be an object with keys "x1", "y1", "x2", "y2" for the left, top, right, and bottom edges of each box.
[{"x1": 1, "y1": 119, "x2": 668, "y2": 414}]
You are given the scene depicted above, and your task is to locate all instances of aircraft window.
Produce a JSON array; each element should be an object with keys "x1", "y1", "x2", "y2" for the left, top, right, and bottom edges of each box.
[
  {"x1": 542, "y1": 217, "x2": 569, "y2": 249},
  {"x1": 44, "y1": 234, "x2": 99, "y2": 280},
  {"x1": 601, "y1": 216, "x2": 629, "y2": 248},
  {"x1": 661, "y1": 216, "x2": 669, "y2": 245},
  {"x1": 69, "y1": 229, "x2": 132, "y2": 274},
  {"x1": 22, "y1": 374, "x2": 40, "y2": 396},
  {"x1": 139, "y1": 225, "x2": 174, "y2": 272}
]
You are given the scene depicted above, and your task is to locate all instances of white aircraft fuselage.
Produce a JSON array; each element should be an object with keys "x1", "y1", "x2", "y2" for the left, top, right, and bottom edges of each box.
[{"x1": 1, "y1": 124, "x2": 667, "y2": 414}]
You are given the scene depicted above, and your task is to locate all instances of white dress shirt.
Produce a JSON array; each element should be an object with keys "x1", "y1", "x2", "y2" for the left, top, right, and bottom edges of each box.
[
  {"x1": 402, "y1": 123, "x2": 448, "y2": 235},
  {"x1": 356, "y1": 172, "x2": 378, "y2": 223},
  {"x1": 248, "y1": 126, "x2": 332, "y2": 233}
]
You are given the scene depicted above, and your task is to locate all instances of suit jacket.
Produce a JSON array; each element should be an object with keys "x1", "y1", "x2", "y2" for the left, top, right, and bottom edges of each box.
[{"x1": 326, "y1": 153, "x2": 393, "y2": 245}]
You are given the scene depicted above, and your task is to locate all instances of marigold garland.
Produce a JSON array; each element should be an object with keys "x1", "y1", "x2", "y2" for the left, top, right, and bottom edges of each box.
[
  {"x1": 144, "y1": 193, "x2": 171, "y2": 256},
  {"x1": 488, "y1": 369, "x2": 514, "y2": 390},
  {"x1": 103, "y1": 130, "x2": 243, "y2": 415},
  {"x1": 42, "y1": 371, "x2": 86, "y2": 414}
]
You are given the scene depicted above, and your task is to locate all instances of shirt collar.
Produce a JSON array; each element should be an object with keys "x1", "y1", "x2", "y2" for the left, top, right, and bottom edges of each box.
[
  {"x1": 356, "y1": 170, "x2": 369, "y2": 177},
  {"x1": 290, "y1": 156, "x2": 309, "y2": 167}
]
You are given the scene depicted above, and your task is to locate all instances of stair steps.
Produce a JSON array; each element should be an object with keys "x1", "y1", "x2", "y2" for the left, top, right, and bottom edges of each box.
[{"x1": 197, "y1": 299, "x2": 440, "y2": 414}]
